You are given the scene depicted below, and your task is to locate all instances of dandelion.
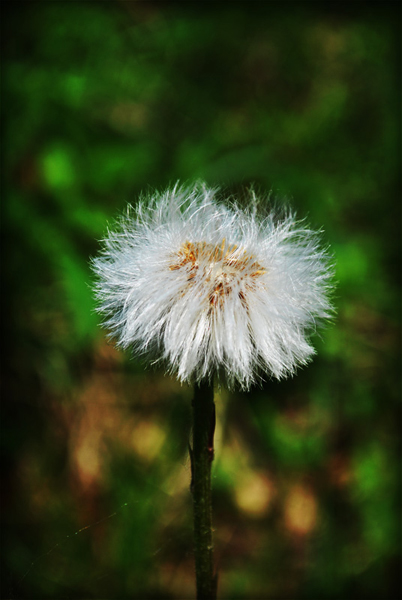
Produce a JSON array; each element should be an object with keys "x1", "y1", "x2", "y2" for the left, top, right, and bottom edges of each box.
[
  {"x1": 91, "y1": 182, "x2": 334, "y2": 599},
  {"x1": 92, "y1": 183, "x2": 333, "y2": 389}
]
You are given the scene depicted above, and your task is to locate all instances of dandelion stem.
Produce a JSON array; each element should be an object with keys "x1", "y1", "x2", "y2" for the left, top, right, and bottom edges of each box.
[{"x1": 191, "y1": 380, "x2": 217, "y2": 600}]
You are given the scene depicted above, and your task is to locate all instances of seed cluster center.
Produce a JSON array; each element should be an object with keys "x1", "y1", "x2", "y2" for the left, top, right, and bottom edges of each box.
[{"x1": 170, "y1": 239, "x2": 265, "y2": 306}]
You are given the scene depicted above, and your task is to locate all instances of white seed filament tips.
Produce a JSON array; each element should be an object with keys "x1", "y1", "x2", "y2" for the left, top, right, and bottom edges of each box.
[{"x1": 169, "y1": 239, "x2": 266, "y2": 307}]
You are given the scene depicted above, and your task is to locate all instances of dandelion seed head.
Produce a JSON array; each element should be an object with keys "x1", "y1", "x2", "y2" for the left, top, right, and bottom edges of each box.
[{"x1": 92, "y1": 183, "x2": 334, "y2": 389}]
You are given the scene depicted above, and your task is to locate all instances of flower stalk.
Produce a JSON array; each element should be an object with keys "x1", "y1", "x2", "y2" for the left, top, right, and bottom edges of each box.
[{"x1": 190, "y1": 380, "x2": 217, "y2": 600}]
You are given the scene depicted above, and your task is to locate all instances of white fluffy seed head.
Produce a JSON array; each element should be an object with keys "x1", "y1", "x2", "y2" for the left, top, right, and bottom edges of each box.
[{"x1": 91, "y1": 183, "x2": 335, "y2": 389}]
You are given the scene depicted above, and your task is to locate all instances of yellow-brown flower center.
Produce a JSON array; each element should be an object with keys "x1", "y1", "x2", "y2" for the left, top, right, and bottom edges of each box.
[{"x1": 170, "y1": 239, "x2": 266, "y2": 306}]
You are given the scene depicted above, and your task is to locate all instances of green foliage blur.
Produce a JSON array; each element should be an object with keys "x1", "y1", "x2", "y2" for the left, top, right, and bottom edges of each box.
[{"x1": 2, "y1": 1, "x2": 400, "y2": 599}]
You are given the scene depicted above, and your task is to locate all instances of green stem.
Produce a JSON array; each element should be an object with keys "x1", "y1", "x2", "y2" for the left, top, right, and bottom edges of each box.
[{"x1": 190, "y1": 380, "x2": 217, "y2": 600}]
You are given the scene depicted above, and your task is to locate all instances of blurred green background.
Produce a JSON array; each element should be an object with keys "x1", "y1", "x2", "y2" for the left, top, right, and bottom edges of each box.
[{"x1": 2, "y1": 1, "x2": 400, "y2": 599}]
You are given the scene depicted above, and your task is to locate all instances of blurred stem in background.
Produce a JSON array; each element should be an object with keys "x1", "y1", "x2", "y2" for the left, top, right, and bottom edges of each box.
[{"x1": 191, "y1": 380, "x2": 217, "y2": 599}]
